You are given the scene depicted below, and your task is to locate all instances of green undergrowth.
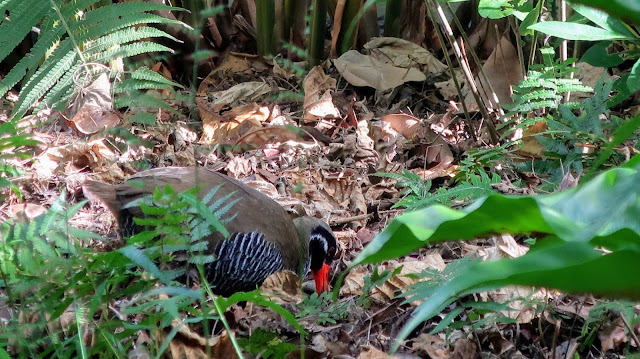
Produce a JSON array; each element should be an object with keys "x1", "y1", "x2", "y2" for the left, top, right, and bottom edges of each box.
[
  {"x1": 0, "y1": 185, "x2": 310, "y2": 358},
  {"x1": 343, "y1": 152, "x2": 640, "y2": 352}
]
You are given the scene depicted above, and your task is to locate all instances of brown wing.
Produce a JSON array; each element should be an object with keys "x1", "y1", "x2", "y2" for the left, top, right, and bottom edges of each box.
[{"x1": 83, "y1": 167, "x2": 303, "y2": 272}]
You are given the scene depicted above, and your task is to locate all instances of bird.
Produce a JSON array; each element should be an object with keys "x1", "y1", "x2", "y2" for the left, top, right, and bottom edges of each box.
[{"x1": 83, "y1": 166, "x2": 337, "y2": 296}]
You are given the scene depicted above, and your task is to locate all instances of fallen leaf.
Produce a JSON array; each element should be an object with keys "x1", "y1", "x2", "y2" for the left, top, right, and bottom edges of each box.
[
  {"x1": 200, "y1": 103, "x2": 268, "y2": 145},
  {"x1": 380, "y1": 113, "x2": 420, "y2": 138},
  {"x1": 303, "y1": 66, "x2": 341, "y2": 121},
  {"x1": 450, "y1": 339, "x2": 477, "y2": 359},
  {"x1": 364, "y1": 37, "x2": 447, "y2": 75},
  {"x1": 334, "y1": 50, "x2": 426, "y2": 91},
  {"x1": 464, "y1": 35, "x2": 523, "y2": 110},
  {"x1": 358, "y1": 345, "x2": 396, "y2": 359},
  {"x1": 599, "y1": 317, "x2": 628, "y2": 352},
  {"x1": 412, "y1": 334, "x2": 450, "y2": 359},
  {"x1": 69, "y1": 73, "x2": 121, "y2": 135},
  {"x1": 260, "y1": 270, "x2": 303, "y2": 304}
]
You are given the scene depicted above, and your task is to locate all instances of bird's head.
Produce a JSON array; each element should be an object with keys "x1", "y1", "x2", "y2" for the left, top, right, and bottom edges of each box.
[{"x1": 308, "y1": 225, "x2": 337, "y2": 293}]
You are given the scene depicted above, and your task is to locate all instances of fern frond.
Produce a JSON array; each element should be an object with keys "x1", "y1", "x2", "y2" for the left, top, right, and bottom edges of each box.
[
  {"x1": 2, "y1": 0, "x2": 183, "y2": 120},
  {"x1": 82, "y1": 1, "x2": 183, "y2": 23},
  {"x1": 83, "y1": 26, "x2": 177, "y2": 53},
  {"x1": 80, "y1": 12, "x2": 184, "y2": 42},
  {"x1": 0, "y1": 0, "x2": 52, "y2": 62},
  {"x1": 113, "y1": 79, "x2": 174, "y2": 93},
  {"x1": 131, "y1": 67, "x2": 183, "y2": 89},
  {"x1": 37, "y1": 67, "x2": 77, "y2": 112},
  {"x1": 89, "y1": 41, "x2": 173, "y2": 62},
  {"x1": 114, "y1": 93, "x2": 177, "y2": 112},
  {"x1": 13, "y1": 44, "x2": 78, "y2": 117}
]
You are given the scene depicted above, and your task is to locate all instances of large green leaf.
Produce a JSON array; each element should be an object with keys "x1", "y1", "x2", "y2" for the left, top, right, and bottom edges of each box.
[
  {"x1": 340, "y1": 156, "x2": 640, "y2": 351},
  {"x1": 528, "y1": 21, "x2": 633, "y2": 40},
  {"x1": 394, "y1": 236, "x2": 640, "y2": 351},
  {"x1": 572, "y1": 3, "x2": 638, "y2": 37},
  {"x1": 571, "y1": 0, "x2": 640, "y2": 25}
]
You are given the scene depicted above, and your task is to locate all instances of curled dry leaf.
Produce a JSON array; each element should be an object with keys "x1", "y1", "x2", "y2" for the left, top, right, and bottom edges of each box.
[
  {"x1": 158, "y1": 323, "x2": 237, "y2": 359},
  {"x1": 200, "y1": 103, "x2": 268, "y2": 145},
  {"x1": 334, "y1": 50, "x2": 426, "y2": 92},
  {"x1": 225, "y1": 156, "x2": 256, "y2": 178},
  {"x1": 451, "y1": 339, "x2": 477, "y2": 359},
  {"x1": 358, "y1": 345, "x2": 398, "y2": 359},
  {"x1": 303, "y1": 66, "x2": 341, "y2": 121},
  {"x1": 380, "y1": 113, "x2": 420, "y2": 138},
  {"x1": 322, "y1": 170, "x2": 367, "y2": 227},
  {"x1": 260, "y1": 270, "x2": 303, "y2": 304},
  {"x1": 9, "y1": 203, "x2": 46, "y2": 220},
  {"x1": 463, "y1": 35, "x2": 523, "y2": 111},
  {"x1": 34, "y1": 139, "x2": 119, "y2": 178},
  {"x1": 149, "y1": 62, "x2": 174, "y2": 97},
  {"x1": 363, "y1": 37, "x2": 447, "y2": 75},
  {"x1": 340, "y1": 257, "x2": 445, "y2": 306},
  {"x1": 235, "y1": 126, "x2": 305, "y2": 150},
  {"x1": 514, "y1": 120, "x2": 547, "y2": 159},
  {"x1": 497, "y1": 234, "x2": 528, "y2": 258},
  {"x1": 243, "y1": 179, "x2": 280, "y2": 198},
  {"x1": 599, "y1": 317, "x2": 628, "y2": 352},
  {"x1": 209, "y1": 82, "x2": 271, "y2": 113},
  {"x1": 331, "y1": 119, "x2": 378, "y2": 169},
  {"x1": 69, "y1": 73, "x2": 121, "y2": 135},
  {"x1": 412, "y1": 334, "x2": 450, "y2": 359}
]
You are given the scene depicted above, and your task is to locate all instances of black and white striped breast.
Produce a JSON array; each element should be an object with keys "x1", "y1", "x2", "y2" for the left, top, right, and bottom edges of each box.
[{"x1": 205, "y1": 232, "x2": 285, "y2": 296}]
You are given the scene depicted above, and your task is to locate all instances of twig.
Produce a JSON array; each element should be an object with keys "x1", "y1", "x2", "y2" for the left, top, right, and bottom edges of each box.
[
  {"x1": 620, "y1": 313, "x2": 640, "y2": 349},
  {"x1": 330, "y1": 213, "x2": 372, "y2": 226}
]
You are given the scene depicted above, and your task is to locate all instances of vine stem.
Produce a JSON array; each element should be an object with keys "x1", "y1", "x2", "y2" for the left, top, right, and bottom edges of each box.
[{"x1": 198, "y1": 267, "x2": 245, "y2": 359}]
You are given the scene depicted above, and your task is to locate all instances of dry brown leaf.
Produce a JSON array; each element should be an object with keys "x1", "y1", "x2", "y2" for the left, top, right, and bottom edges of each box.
[
  {"x1": 259, "y1": 270, "x2": 303, "y2": 304},
  {"x1": 200, "y1": 103, "x2": 267, "y2": 145},
  {"x1": 382, "y1": 115, "x2": 452, "y2": 172},
  {"x1": 235, "y1": 126, "x2": 304, "y2": 149},
  {"x1": 244, "y1": 179, "x2": 280, "y2": 198},
  {"x1": 412, "y1": 334, "x2": 450, "y2": 359},
  {"x1": 225, "y1": 156, "x2": 256, "y2": 178},
  {"x1": 309, "y1": 334, "x2": 350, "y2": 357},
  {"x1": 34, "y1": 140, "x2": 119, "y2": 178},
  {"x1": 69, "y1": 73, "x2": 121, "y2": 135},
  {"x1": 450, "y1": 339, "x2": 477, "y2": 359},
  {"x1": 334, "y1": 50, "x2": 426, "y2": 91},
  {"x1": 464, "y1": 35, "x2": 523, "y2": 110},
  {"x1": 358, "y1": 345, "x2": 396, "y2": 359},
  {"x1": 161, "y1": 327, "x2": 238, "y2": 359},
  {"x1": 380, "y1": 113, "x2": 420, "y2": 138},
  {"x1": 150, "y1": 62, "x2": 174, "y2": 96},
  {"x1": 210, "y1": 82, "x2": 271, "y2": 112},
  {"x1": 9, "y1": 203, "x2": 46, "y2": 220},
  {"x1": 303, "y1": 66, "x2": 340, "y2": 121},
  {"x1": 497, "y1": 234, "x2": 528, "y2": 258},
  {"x1": 340, "y1": 257, "x2": 444, "y2": 305},
  {"x1": 599, "y1": 318, "x2": 628, "y2": 352},
  {"x1": 515, "y1": 121, "x2": 547, "y2": 159},
  {"x1": 570, "y1": 62, "x2": 609, "y2": 102},
  {"x1": 364, "y1": 37, "x2": 447, "y2": 75},
  {"x1": 284, "y1": 348, "x2": 326, "y2": 359}
]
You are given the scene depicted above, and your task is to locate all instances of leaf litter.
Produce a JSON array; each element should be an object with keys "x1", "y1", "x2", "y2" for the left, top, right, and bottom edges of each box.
[{"x1": 1, "y1": 35, "x2": 638, "y2": 359}]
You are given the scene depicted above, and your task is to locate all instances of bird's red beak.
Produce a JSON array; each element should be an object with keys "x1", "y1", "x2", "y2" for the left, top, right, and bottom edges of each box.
[{"x1": 311, "y1": 262, "x2": 331, "y2": 293}]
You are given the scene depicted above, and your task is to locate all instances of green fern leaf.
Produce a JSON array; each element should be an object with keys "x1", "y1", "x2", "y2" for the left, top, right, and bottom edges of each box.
[
  {"x1": 0, "y1": 0, "x2": 52, "y2": 62},
  {"x1": 89, "y1": 41, "x2": 173, "y2": 62},
  {"x1": 84, "y1": 26, "x2": 177, "y2": 53},
  {"x1": 82, "y1": 1, "x2": 183, "y2": 23},
  {"x1": 113, "y1": 79, "x2": 174, "y2": 94},
  {"x1": 131, "y1": 67, "x2": 183, "y2": 89},
  {"x1": 79, "y1": 12, "x2": 184, "y2": 43},
  {"x1": 12, "y1": 44, "x2": 78, "y2": 118}
]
